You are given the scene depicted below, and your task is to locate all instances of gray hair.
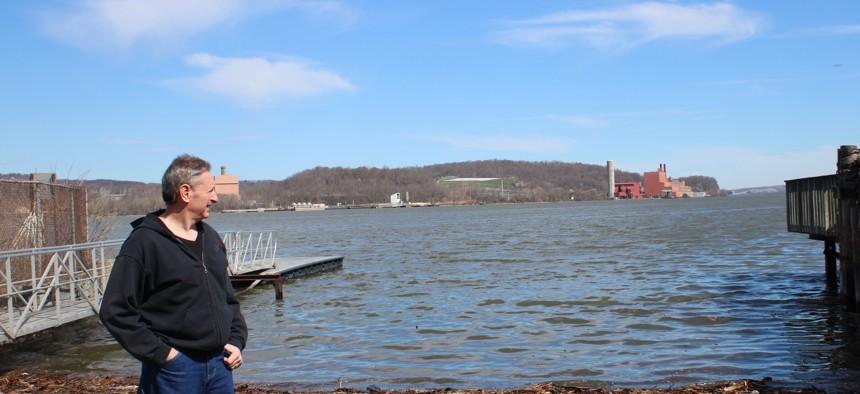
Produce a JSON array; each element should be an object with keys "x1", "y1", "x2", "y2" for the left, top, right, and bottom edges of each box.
[{"x1": 161, "y1": 154, "x2": 212, "y2": 205}]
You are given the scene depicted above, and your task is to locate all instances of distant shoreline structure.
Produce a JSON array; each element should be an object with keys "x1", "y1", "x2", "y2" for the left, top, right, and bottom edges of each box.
[{"x1": 728, "y1": 185, "x2": 785, "y2": 195}]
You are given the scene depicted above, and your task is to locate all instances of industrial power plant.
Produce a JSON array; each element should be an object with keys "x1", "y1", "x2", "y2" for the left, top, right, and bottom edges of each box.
[{"x1": 608, "y1": 160, "x2": 706, "y2": 199}]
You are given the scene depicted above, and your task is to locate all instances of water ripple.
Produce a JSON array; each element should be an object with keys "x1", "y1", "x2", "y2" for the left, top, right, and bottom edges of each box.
[{"x1": 4, "y1": 196, "x2": 859, "y2": 392}]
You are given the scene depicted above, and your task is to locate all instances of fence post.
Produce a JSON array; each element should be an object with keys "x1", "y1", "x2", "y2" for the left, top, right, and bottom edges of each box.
[
  {"x1": 99, "y1": 246, "x2": 107, "y2": 293},
  {"x1": 50, "y1": 254, "x2": 58, "y2": 320},
  {"x1": 5, "y1": 257, "x2": 12, "y2": 325},
  {"x1": 30, "y1": 254, "x2": 36, "y2": 290}
]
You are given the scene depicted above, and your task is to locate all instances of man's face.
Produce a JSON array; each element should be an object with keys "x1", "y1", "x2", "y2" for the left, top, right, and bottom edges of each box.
[{"x1": 187, "y1": 171, "x2": 218, "y2": 220}]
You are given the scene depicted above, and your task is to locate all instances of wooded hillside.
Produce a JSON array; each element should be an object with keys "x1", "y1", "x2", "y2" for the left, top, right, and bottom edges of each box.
[{"x1": 2, "y1": 160, "x2": 723, "y2": 216}]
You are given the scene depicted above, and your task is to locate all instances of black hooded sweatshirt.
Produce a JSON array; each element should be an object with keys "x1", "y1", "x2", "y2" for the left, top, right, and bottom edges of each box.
[{"x1": 99, "y1": 210, "x2": 247, "y2": 366}]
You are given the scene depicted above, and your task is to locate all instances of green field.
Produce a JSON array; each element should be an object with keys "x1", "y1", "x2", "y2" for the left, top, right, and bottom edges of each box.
[{"x1": 440, "y1": 178, "x2": 517, "y2": 189}]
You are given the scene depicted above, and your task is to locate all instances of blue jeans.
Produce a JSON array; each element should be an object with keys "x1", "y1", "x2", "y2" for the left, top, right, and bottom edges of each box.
[{"x1": 139, "y1": 351, "x2": 234, "y2": 393}]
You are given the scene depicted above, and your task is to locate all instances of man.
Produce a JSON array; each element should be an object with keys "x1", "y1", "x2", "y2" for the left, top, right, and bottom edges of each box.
[{"x1": 100, "y1": 154, "x2": 247, "y2": 393}]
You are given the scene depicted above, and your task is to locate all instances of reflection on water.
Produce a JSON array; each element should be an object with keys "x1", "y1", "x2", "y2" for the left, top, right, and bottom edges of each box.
[{"x1": 3, "y1": 195, "x2": 859, "y2": 391}]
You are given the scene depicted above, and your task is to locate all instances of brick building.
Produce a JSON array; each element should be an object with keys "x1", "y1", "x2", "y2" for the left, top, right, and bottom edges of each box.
[
  {"x1": 643, "y1": 163, "x2": 692, "y2": 198},
  {"x1": 214, "y1": 166, "x2": 240, "y2": 198},
  {"x1": 613, "y1": 182, "x2": 643, "y2": 199}
]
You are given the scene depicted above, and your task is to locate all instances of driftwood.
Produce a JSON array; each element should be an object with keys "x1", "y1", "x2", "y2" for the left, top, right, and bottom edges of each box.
[{"x1": 0, "y1": 369, "x2": 827, "y2": 394}]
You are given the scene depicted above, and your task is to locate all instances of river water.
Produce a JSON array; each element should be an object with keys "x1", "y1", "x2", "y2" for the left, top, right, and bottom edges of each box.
[{"x1": 4, "y1": 194, "x2": 860, "y2": 391}]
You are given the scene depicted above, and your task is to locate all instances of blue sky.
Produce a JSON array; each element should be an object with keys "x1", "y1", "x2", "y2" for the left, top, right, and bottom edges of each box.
[{"x1": 1, "y1": 1, "x2": 857, "y2": 189}]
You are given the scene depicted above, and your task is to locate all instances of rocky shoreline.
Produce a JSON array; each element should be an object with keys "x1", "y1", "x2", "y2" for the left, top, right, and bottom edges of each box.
[{"x1": 0, "y1": 369, "x2": 828, "y2": 394}]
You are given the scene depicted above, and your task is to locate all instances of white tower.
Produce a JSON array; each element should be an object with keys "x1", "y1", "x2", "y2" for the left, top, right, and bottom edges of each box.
[{"x1": 607, "y1": 160, "x2": 615, "y2": 199}]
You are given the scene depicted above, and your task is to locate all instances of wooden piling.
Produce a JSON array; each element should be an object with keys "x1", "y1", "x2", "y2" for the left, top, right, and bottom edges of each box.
[
  {"x1": 837, "y1": 145, "x2": 859, "y2": 309},
  {"x1": 824, "y1": 240, "x2": 838, "y2": 292},
  {"x1": 844, "y1": 222, "x2": 855, "y2": 309},
  {"x1": 231, "y1": 274, "x2": 285, "y2": 300},
  {"x1": 853, "y1": 204, "x2": 860, "y2": 306}
]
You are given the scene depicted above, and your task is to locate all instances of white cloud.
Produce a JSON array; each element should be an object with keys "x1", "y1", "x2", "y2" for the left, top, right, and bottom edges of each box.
[
  {"x1": 39, "y1": 0, "x2": 356, "y2": 53},
  {"x1": 490, "y1": 2, "x2": 765, "y2": 51},
  {"x1": 168, "y1": 53, "x2": 355, "y2": 107},
  {"x1": 424, "y1": 134, "x2": 576, "y2": 154},
  {"x1": 40, "y1": 0, "x2": 243, "y2": 52}
]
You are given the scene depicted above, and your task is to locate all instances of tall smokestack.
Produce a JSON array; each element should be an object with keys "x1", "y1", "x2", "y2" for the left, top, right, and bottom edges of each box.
[
  {"x1": 221, "y1": 166, "x2": 227, "y2": 176},
  {"x1": 607, "y1": 160, "x2": 615, "y2": 199}
]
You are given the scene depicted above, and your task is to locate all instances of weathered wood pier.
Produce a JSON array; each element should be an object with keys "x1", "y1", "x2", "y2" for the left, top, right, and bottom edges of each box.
[{"x1": 786, "y1": 144, "x2": 859, "y2": 309}]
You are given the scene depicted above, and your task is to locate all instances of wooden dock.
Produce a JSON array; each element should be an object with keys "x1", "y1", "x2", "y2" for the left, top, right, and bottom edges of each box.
[
  {"x1": 786, "y1": 144, "x2": 860, "y2": 309},
  {"x1": 230, "y1": 256, "x2": 343, "y2": 300}
]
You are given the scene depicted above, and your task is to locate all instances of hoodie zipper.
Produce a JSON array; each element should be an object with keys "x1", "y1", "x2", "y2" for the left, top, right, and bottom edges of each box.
[
  {"x1": 169, "y1": 226, "x2": 224, "y2": 344},
  {"x1": 200, "y1": 231, "x2": 208, "y2": 274},
  {"x1": 201, "y1": 231, "x2": 225, "y2": 343}
]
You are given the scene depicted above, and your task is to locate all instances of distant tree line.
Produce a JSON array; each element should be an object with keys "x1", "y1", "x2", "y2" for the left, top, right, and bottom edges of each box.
[
  {"x1": 2, "y1": 160, "x2": 723, "y2": 217},
  {"x1": 241, "y1": 160, "x2": 649, "y2": 209},
  {"x1": 676, "y1": 175, "x2": 724, "y2": 197}
]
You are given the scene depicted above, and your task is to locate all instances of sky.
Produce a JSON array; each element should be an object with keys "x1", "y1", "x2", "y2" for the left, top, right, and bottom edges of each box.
[{"x1": 1, "y1": 1, "x2": 858, "y2": 190}]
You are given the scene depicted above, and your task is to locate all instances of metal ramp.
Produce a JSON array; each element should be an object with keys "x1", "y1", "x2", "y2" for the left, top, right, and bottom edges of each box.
[
  {"x1": 1, "y1": 240, "x2": 120, "y2": 345},
  {"x1": 0, "y1": 232, "x2": 279, "y2": 345},
  {"x1": 1, "y1": 231, "x2": 342, "y2": 343}
]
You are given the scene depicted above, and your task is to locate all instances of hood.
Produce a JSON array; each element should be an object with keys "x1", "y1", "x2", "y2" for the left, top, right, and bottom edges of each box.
[{"x1": 130, "y1": 209, "x2": 171, "y2": 236}]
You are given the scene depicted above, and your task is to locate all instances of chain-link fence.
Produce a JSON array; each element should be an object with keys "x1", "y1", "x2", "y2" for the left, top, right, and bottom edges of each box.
[
  {"x1": 0, "y1": 179, "x2": 88, "y2": 250},
  {"x1": 1, "y1": 178, "x2": 89, "y2": 300}
]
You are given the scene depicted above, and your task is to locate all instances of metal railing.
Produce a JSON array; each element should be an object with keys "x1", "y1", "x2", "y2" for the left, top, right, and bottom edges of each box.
[
  {"x1": 0, "y1": 239, "x2": 122, "y2": 343},
  {"x1": 785, "y1": 174, "x2": 838, "y2": 241},
  {"x1": 0, "y1": 232, "x2": 277, "y2": 343},
  {"x1": 222, "y1": 231, "x2": 277, "y2": 275}
]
